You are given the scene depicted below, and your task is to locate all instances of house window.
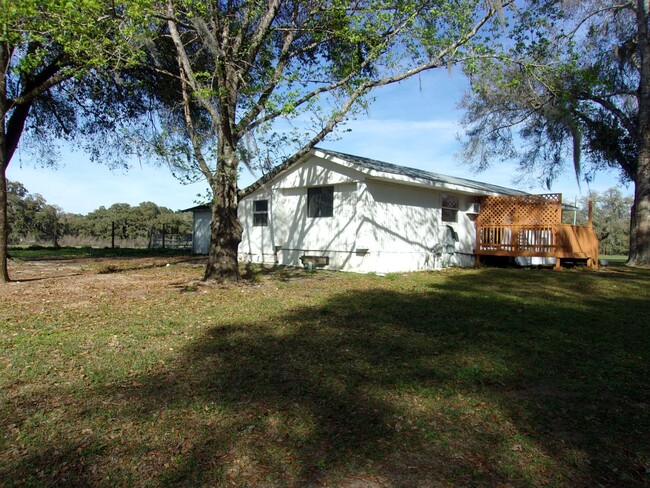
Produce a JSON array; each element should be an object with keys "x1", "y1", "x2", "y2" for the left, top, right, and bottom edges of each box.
[
  {"x1": 253, "y1": 200, "x2": 268, "y2": 226},
  {"x1": 308, "y1": 186, "x2": 334, "y2": 218},
  {"x1": 441, "y1": 193, "x2": 459, "y2": 223}
]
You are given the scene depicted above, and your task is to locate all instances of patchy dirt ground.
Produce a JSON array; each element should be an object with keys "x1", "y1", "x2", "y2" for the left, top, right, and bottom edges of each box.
[{"x1": 2, "y1": 255, "x2": 207, "y2": 302}]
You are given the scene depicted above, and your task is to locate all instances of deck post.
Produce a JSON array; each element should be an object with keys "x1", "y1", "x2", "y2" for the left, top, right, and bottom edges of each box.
[{"x1": 475, "y1": 220, "x2": 481, "y2": 266}]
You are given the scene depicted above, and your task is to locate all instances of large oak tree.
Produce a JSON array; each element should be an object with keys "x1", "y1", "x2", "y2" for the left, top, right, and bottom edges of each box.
[
  {"x1": 0, "y1": 0, "x2": 145, "y2": 281},
  {"x1": 136, "y1": 0, "x2": 513, "y2": 282}
]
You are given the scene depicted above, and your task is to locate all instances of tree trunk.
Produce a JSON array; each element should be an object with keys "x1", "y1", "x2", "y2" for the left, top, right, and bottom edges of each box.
[
  {"x1": 0, "y1": 47, "x2": 9, "y2": 282},
  {"x1": 628, "y1": 0, "x2": 650, "y2": 266},
  {"x1": 0, "y1": 123, "x2": 9, "y2": 281},
  {"x1": 204, "y1": 145, "x2": 242, "y2": 282},
  {"x1": 628, "y1": 142, "x2": 650, "y2": 266},
  {"x1": 0, "y1": 163, "x2": 9, "y2": 283}
]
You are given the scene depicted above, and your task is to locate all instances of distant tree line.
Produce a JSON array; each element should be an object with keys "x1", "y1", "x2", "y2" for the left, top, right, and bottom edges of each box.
[{"x1": 7, "y1": 181, "x2": 191, "y2": 248}]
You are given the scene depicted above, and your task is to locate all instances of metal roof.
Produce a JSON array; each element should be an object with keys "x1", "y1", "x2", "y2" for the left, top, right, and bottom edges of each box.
[
  {"x1": 183, "y1": 149, "x2": 582, "y2": 215},
  {"x1": 315, "y1": 148, "x2": 528, "y2": 196},
  {"x1": 188, "y1": 148, "x2": 548, "y2": 213}
]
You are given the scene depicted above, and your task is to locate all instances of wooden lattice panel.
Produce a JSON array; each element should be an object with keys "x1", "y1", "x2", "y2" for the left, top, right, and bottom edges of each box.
[{"x1": 476, "y1": 194, "x2": 561, "y2": 227}]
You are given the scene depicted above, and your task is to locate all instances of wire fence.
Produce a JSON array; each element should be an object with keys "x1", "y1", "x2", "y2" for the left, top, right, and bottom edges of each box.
[{"x1": 11, "y1": 223, "x2": 194, "y2": 251}]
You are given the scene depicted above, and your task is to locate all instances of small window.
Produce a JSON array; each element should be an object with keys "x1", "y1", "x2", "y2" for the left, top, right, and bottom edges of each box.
[
  {"x1": 441, "y1": 193, "x2": 459, "y2": 223},
  {"x1": 308, "y1": 186, "x2": 334, "y2": 218},
  {"x1": 253, "y1": 200, "x2": 268, "y2": 226}
]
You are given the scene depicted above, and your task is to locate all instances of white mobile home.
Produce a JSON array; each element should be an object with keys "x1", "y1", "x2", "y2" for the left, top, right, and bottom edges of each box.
[{"x1": 189, "y1": 148, "x2": 527, "y2": 273}]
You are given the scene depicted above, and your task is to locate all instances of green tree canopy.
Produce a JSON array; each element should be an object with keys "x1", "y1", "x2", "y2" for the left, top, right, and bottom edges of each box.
[
  {"x1": 7, "y1": 180, "x2": 62, "y2": 246},
  {"x1": 7, "y1": 180, "x2": 192, "y2": 247},
  {"x1": 83, "y1": 201, "x2": 191, "y2": 241}
]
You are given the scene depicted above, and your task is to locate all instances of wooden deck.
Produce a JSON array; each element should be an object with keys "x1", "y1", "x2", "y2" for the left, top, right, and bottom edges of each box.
[{"x1": 474, "y1": 194, "x2": 599, "y2": 269}]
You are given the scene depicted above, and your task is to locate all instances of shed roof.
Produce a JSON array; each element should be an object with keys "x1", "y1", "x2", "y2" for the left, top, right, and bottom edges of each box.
[{"x1": 181, "y1": 204, "x2": 210, "y2": 213}]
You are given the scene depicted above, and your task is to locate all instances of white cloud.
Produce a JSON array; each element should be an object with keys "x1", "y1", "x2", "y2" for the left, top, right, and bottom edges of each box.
[{"x1": 344, "y1": 118, "x2": 459, "y2": 136}]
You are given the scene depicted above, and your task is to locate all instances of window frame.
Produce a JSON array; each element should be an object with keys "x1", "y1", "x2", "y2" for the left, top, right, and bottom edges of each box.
[
  {"x1": 441, "y1": 193, "x2": 459, "y2": 223},
  {"x1": 307, "y1": 186, "x2": 334, "y2": 218},
  {"x1": 252, "y1": 199, "x2": 269, "y2": 226}
]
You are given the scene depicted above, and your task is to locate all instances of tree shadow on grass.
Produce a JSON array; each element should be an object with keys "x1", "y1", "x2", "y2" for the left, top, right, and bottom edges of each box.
[
  {"x1": 3, "y1": 268, "x2": 649, "y2": 486},
  {"x1": 117, "y1": 269, "x2": 649, "y2": 485}
]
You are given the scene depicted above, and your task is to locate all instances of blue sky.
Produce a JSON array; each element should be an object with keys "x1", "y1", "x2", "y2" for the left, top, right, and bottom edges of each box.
[{"x1": 7, "y1": 70, "x2": 630, "y2": 215}]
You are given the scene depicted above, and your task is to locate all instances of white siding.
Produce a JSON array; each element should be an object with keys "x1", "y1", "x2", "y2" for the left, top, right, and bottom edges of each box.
[
  {"x1": 277, "y1": 156, "x2": 360, "y2": 188},
  {"x1": 352, "y1": 180, "x2": 477, "y2": 272},
  {"x1": 235, "y1": 155, "x2": 479, "y2": 273},
  {"x1": 238, "y1": 188, "x2": 281, "y2": 265},
  {"x1": 238, "y1": 156, "x2": 363, "y2": 270}
]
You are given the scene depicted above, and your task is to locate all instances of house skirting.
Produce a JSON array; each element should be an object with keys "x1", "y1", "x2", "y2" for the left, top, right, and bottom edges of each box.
[{"x1": 238, "y1": 249, "x2": 475, "y2": 273}]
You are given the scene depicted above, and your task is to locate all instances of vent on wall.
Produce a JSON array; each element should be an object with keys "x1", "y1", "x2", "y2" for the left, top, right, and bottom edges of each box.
[{"x1": 300, "y1": 255, "x2": 329, "y2": 267}]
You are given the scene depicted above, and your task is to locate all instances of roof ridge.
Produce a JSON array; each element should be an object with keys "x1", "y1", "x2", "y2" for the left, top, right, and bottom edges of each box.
[
  {"x1": 314, "y1": 147, "x2": 527, "y2": 196},
  {"x1": 239, "y1": 146, "x2": 527, "y2": 198}
]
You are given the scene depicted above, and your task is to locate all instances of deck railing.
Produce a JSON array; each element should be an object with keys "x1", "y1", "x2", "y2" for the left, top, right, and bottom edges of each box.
[
  {"x1": 476, "y1": 223, "x2": 599, "y2": 267},
  {"x1": 477, "y1": 225, "x2": 556, "y2": 254}
]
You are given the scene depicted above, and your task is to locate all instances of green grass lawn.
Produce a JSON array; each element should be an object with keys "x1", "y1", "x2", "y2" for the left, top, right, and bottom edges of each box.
[
  {"x1": 1, "y1": 258, "x2": 649, "y2": 486},
  {"x1": 601, "y1": 254, "x2": 629, "y2": 264}
]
